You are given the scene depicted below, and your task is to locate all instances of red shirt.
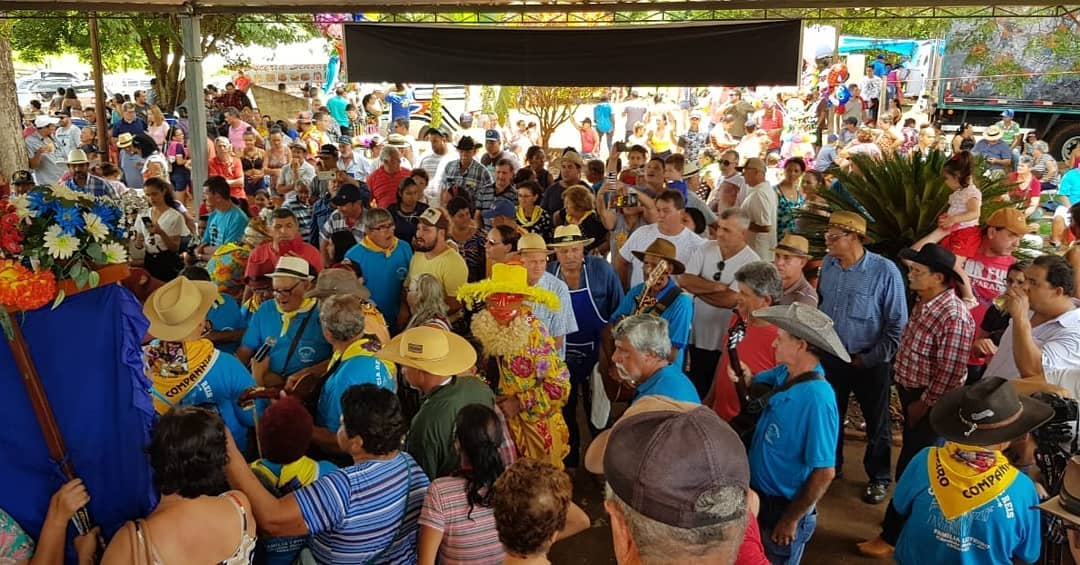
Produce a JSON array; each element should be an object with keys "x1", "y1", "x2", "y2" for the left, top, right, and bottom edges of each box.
[
  {"x1": 1007, "y1": 172, "x2": 1041, "y2": 201},
  {"x1": 580, "y1": 127, "x2": 598, "y2": 154},
  {"x1": 244, "y1": 238, "x2": 324, "y2": 280},
  {"x1": 736, "y1": 514, "x2": 770, "y2": 565},
  {"x1": 208, "y1": 156, "x2": 245, "y2": 200},
  {"x1": 366, "y1": 166, "x2": 412, "y2": 208},
  {"x1": 963, "y1": 250, "x2": 1015, "y2": 365},
  {"x1": 713, "y1": 320, "x2": 778, "y2": 421}
]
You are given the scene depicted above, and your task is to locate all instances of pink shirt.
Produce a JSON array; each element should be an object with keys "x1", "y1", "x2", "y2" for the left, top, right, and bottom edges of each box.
[
  {"x1": 418, "y1": 476, "x2": 504, "y2": 565},
  {"x1": 228, "y1": 122, "x2": 248, "y2": 151}
]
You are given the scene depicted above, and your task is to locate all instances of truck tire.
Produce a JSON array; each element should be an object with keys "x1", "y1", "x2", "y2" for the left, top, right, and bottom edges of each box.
[{"x1": 1046, "y1": 122, "x2": 1080, "y2": 164}]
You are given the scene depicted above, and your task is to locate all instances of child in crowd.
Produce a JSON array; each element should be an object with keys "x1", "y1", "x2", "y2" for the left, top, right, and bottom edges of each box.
[{"x1": 916, "y1": 151, "x2": 983, "y2": 258}]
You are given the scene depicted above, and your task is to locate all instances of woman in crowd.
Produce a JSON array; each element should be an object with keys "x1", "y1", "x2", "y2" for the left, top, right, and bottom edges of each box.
[
  {"x1": 951, "y1": 122, "x2": 976, "y2": 154},
  {"x1": 0, "y1": 479, "x2": 98, "y2": 564},
  {"x1": 596, "y1": 180, "x2": 645, "y2": 258},
  {"x1": 241, "y1": 129, "x2": 266, "y2": 181},
  {"x1": 775, "y1": 157, "x2": 806, "y2": 239},
  {"x1": 841, "y1": 127, "x2": 884, "y2": 162},
  {"x1": 484, "y1": 224, "x2": 521, "y2": 277},
  {"x1": 223, "y1": 384, "x2": 430, "y2": 564},
  {"x1": 101, "y1": 406, "x2": 257, "y2": 563},
  {"x1": 524, "y1": 146, "x2": 552, "y2": 189},
  {"x1": 137, "y1": 133, "x2": 170, "y2": 183},
  {"x1": 1032, "y1": 140, "x2": 1061, "y2": 192},
  {"x1": 555, "y1": 185, "x2": 608, "y2": 255},
  {"x1": 165, "y1": 126, "x2": 191, "y2": 197},
  {"x1": 514, "y1": 180, "x2": 554, "y2": 243},
  {"x1": 61, "y1": 87, "x2": 82, "y2": 114},
  {"x1": 134, "y1": 177, "x2": 190, "y2": 282},
  {"x1": 447, "y1": 196, "x2": 487, "y2": 283},
  {"x1": 209, "y1": 137, "x2": 246, "y2": 203},
  {"x1": 1007, "y1": 156, "x2": 1043, "y2": 220},
  {"x1": 388, "y1": 176, "x2": 429, "y2": 244},
  {"x1": 626, "y1": 121, "x2": 648, "y2": 149},
  {"x1": 147, "y1": 106, "x2": 170, "y2": 149},
  {"x1": 874, "y1": 111, "x2": 902, "y2": 155},
  {"x1": 406, "y1": 273, "x2": 452, "y2": 332},
  {"x1": 646, "y1": 116, "x2": 677, "y2": 160},
  {"x1": 264, "y1": 129, "x2": 288, "y2": 192},
  {"x1": 418, "y1": 404, "x2": 507, "y2": 565},
  {"x1": 491, "y1": 458, "x2": 590, "y2": 564}
]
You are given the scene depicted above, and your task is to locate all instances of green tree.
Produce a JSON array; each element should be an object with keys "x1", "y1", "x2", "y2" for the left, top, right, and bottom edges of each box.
[
  {"x1": 516, "y1": 86, "x2": 604, "y2": 150},
  {"x1": 8, "y1": 12, "x2": 314, "y2": 111}
]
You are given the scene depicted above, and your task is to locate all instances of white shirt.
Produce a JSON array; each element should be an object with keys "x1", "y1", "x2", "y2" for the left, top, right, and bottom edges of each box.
[
  {"x1": 55, "y1": 124, "x2": 81, "y2": 157},
  {"x1": 984, "y1": 305, "x2": 1080, "y2": 380},
  {"x1": 135, "y1": 207, "x2": 190, "y2": 254},
  {"x1": 280, "y1": 161, "x2": 316, "y2": 189},
  {"x1": 741, "y1": 181, "x2": 778, "y2": 262},
  {"x1": 618, "y1": 223, "x2": 705, "y2": 288},
  {"x1": 684, "y1": 243, "x2": 759, "y2": 350},
  {"x1": 531, "y1": 272, "x2": 578, "y2": 357}
]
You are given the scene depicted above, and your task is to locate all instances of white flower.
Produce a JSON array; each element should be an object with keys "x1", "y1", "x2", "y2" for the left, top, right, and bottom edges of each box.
[
  {"x1": 9, "y1": 194, "x2": 34, "y2": 219},
  {"x1": 43, "y1": 224, "x2": 80, "y2": 259},
  {"x1": 101, "y1": 242, "x2": 128, "y2": 264},
  {"x1": 49, "y1": 183, "x2": 80, "y2": 202},
  {"x1": 82, "y1": 212, "x2": 109, "y2": 242}
]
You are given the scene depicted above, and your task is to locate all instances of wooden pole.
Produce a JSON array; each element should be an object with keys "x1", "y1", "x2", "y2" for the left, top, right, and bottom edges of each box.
[
  {"x1": 88, "y1": 13, "x2": 110, "y2": 164},
  {"x1": 6, "y1": 313, "x2": 92, "y2": 533}
]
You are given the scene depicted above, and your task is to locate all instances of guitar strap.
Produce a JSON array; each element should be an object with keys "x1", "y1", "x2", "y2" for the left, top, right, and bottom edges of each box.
[{"x1": 648, "y1": 284, "x2": 682, "y2": 316}]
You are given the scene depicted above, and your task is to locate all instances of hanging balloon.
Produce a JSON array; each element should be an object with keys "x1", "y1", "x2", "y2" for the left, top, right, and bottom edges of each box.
[{"x1": 836, "y1": 85, "x2": 852, "y2": 105}]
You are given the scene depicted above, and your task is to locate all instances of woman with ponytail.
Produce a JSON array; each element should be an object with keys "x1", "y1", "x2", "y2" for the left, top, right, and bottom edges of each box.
[{"x1": 417, "y1": 404, "x2": 508, "y2": 565}]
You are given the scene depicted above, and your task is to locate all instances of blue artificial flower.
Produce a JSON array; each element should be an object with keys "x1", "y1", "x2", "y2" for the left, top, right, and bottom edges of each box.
[
  {"x1": 26, "y1": 191, "x2": 47, "y2": 214},
  {"x1": 91, "y1": 202, "x2": 121, "y2": 226},
  {"x1": 55, "y1": 204, "x2": 85, "y2": 236}
]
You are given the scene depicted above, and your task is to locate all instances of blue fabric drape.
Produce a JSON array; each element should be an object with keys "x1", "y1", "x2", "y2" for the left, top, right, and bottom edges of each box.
[{"x1": 0, "y1": 284, "x2": 156, "y2": 562}]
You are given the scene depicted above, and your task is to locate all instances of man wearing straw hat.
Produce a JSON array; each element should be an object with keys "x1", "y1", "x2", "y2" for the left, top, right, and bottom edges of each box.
[
  {"x1": 378, "y1": 325, "x2": 498, "y2": 479},
  {"x1": 817, "y1": 210, "x2": 907, "y2": 505},
  {"x1": 892, "y1": 377, "x2": 1051, "y2": 564},
  {"x1": 516, "y1": 231, "x2": 577, "y2": 356},
  {"x1": 457, "y1": 263, "x2": 571, "y2": 469},
  {"x1": 771, "y1": 234, "x2": 817, "y2": 307},
  {"x1": 743, "y1": 304, "x2": 845, "y2": 562},
  {"x1": 143, "y1": 276, "x2": 257, "y2": 452}
]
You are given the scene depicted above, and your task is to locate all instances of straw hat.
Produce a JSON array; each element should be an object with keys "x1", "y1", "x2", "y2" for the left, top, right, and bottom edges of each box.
[
  {"x1": 983, "y1": 125, "x2": 1003, "y2": 142},
  {"x1": 631, "y1": 238, "x2": 686, "y2": 275},
  {"x1": 116, "y1": 133, "x2": 134, "y2": 149},
  {"x1": 828, "y1": 211, "x2": 867, "y2": 237},
  {"x1": 1039, "y1": 456, "x2": 1080, "y2": 525},
  {"x1": 548, "y1": 224, "x2": 594, "y2": 249},
  {"x1": 144, "y1": 276, "x2": 220, "y2": 342},
  {"x1": 514, "y1": 232, "x2": 554, "y2": 256},
  {"x1": 772, "y1": 234, "x2": 811, "y2": 258},
  {"x1": 267, "y1": 257, "x2": 314, "y2": 281},
  {"x1": 752, "y1": 303, "x2": 851, "y2": 362},
  {"x1": 376, "y1": 326, "x2": 477, "y2": 377},
  {"x1": 456, "y1": 262, "x2": 560, "y2": 311}
]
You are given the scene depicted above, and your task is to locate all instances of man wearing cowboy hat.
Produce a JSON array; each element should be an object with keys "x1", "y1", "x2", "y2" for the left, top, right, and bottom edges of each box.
[
  {"x1": 547, "y1": 224, "x2": 625, "y2": 467},
  {"x1": 143, "y1": 276, "x2": 257, "y2": 453},
  {"x1": 26, "y1": 114, "x2": 66, "y2": 186},
  {"x1": 516, "y1": 232, "x2": 577, "y2": 356},
  {"x1": 858, "y1": 243, "x2": 975, "y2": 557},
  {"x1": 540, "y1": 150, "x2": 586, "y2": 216},
  {"x1": 680, "y1": 207, "x2": 760, "y2": 397},
  {"x1": 772, "y1": 234, "x2": 816, "y2": 307},
  {"x1": 745, "y1": 303, "x2": 845, "y2": 563},
  {"x1": 439, "y1": 136, "x2": 494, "y2": 208},
  {"x1": 238, "y1": 257, "x2": 332, "y2": 389},
  {"x1": 817, "y1": 210, "x2": 908, "y2": 505},
  {"x1": 456, "y1": 263, "x2": 571, "y2": 469},
  {"x1": 605, "y1": 238, "x2": 694, "y2": 373},
  {"x1": 405, "y1": 207, "x2": 469, "y2": 320},
  {"x1": 378, "y1": 325, "x2": 499, "y2": 479},
  {"x1": 62, "y1": 148, "x2": 114, "y2": 198},
  {"x1": 892, "y1": 377, "x2": 1051, "y2": 565},
  {"x1": 972, "y1": 125, "x2": 1013, "y2": 173},
  {"x1": 1039, "y1": 456, "x2": 1080, "y2": 562}
]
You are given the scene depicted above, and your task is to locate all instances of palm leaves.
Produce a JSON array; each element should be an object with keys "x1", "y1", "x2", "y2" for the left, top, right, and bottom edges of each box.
[{"x1": 796, "y1": 150, "x2": 1013, "y2": 258}]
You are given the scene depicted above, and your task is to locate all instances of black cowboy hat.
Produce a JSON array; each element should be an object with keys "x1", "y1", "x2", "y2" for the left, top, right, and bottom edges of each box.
[
  {"x1": 898, "y1": 243, "x2": 963, "y2": 282},
  {"x1": 929, "y1": 377, "x2": 1053, "y2": 447}
]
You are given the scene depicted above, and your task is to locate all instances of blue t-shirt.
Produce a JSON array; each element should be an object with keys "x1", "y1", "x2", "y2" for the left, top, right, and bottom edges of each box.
[
  {"x1": 385, "y1": 90, "x2": 413, "y2": 122},
  {"x1": 317, "y1": 354, "x2": 396, "y2": 430},
  {"x1": 872, "y1": 60, "x2": 888, "y2": 77},
  {"x1": 633, "y1": 364, "x2": 700, "y2": 404},
  {"x1": 208, "y1": 294, "x2": 247, "y2": 354},
  {"x1": 202, "y1": 205, "x2": 248, "y2": 247},
  {"x1": 344, "y1": 240, "x2": 413, "y2": 333},
  {"x1": 1059, "y1": 168, "x2": 1080, "y2": 204},
  {"x1": 241, "y1": 302, "x2": 332, "y2": 377},
  {"x1": 748, "y1": 364, "x2": 838, "y2": 501},
  {"x1": 153, "y1": 349, "x2": 256, "y2": 453},
  {"x1": 294, "y1": 452, "x2": 430, "y2": 564},
  {"x1": 893, "y1": 448, "x2": 1042, "y2": 565},
  {"x1": 610, "y1": 279, "x2": 693, "y2": 370},
  {"x1": 594, "y1": 102, "x2": 614, "y2": 133}
]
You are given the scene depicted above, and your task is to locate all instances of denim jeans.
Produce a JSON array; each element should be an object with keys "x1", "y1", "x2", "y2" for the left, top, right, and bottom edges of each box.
[{"x1": 760, "y1": 509, "x2": 817, "y2": 565}]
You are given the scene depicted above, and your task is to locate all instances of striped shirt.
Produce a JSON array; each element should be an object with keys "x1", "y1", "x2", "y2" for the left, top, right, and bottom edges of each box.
[
  {"x1": 295, "y1": 452, "x2": 430, "y2": 564},
  {"x1": 418, "y1": 476, "x2": 503, "y2": 565}
]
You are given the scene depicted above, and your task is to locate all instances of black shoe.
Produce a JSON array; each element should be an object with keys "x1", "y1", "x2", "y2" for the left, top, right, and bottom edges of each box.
[{"x1": 863, "y1": 481, "x2": 889, "y2": 504}]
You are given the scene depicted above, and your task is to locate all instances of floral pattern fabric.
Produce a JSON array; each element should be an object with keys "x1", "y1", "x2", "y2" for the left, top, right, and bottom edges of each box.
[
  {"x1": 0, "y1": 508, "x2": 34, "y2": 562},
  {"x1": 774, "y1": 186, "x2": 805, "y2": 239},
  {"x1": 495, "y1": 315, "x2": 571, "y2": 469}
]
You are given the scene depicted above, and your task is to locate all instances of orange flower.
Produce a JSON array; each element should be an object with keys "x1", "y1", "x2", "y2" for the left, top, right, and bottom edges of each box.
[{"x1": 0, "y1": 260, "x2": 57, "y2": 311}]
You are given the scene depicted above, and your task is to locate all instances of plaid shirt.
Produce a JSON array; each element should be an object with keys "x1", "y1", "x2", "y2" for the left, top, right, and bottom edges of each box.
[
  {"x1": 893, "y1": 289, "x2": 975, "y2": 405},
  {"x1": 281, "y1": 195, "x2": 313, "y2": 241},
  {"x1": 67, "y1": 175, "x2": 117, "y2": 199},
  {"x1": 439, "y1": 159, "x2": 494, "y2": 206}
]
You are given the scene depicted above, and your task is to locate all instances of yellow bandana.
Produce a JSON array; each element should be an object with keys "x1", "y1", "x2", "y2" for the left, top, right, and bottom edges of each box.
[
  {"x1": 277, "y1": 297, "x2": 317, "y2": 337},
  {"x1": 566, "y1": 210, "x2": 595, "y2": 225},
  {"x1": 147, "y1": 339, "x2": 219, "y2": 415},
  {"x1": 251, "y1": 456, "x2": 320, "y2": 491},
  {"x1": 928, "y1": 442, "x2": 1019, "y2": 520},
  {"x1": 327, "y1": 337, "x2": 396, "y2": 375},
  {"x1": 360, "y1": 235, "x2": 397, "y2": 258},
  {"x1": 516, "y1": 205, "x2": 542, "y2": 227}
]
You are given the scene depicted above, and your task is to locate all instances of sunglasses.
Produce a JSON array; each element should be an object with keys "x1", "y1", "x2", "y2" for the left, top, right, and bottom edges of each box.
[
  {"x1": 823, "y1": 231, "x2": 850, "y2": 241},
  {"x1": 712, "y1": 260, "x2": 726, "y2": 281},
  {"x1": 720, "y1": 159, "x2": 732, "y2": 166}
]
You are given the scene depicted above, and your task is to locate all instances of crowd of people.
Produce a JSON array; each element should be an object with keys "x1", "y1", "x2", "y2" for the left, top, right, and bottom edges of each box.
[{"x1": 6, "y1": 72, "x2": 1080, "y2": 565}]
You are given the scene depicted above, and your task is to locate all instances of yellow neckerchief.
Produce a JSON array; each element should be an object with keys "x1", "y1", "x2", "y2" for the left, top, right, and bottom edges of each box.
[
  {"x1": 329, "y1": 337, "x2": 396, "y2": 371},
  {"x1": 361, "y1": 235, "x2": 398, "y2": 258},
  {"x1": 277, "y1": 297, "x2": 317, "y2": 337},
  {"x1": 251, "y1": 456, "x2": 319, "y2": 491},
  {"x1": 147, "y1": 339, "x2": 218, "y2": 415},
  {"x1": 565, "y1": 210, "x2": 595, "y2": 225},
  {"x1": 516, "y1": 205, "x2": 542, "y2": 227},
  {"x1": 243, "y1": 294, "x2": 262, "y2": 315},
  {"x1": 928, "y1": 442, "x2": 1019, "y2": 520}
]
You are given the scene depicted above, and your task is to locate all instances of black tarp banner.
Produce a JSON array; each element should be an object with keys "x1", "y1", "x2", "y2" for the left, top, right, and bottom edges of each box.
[{"x1": 344, "y1": 20, "x2": 803, "y2": 86}]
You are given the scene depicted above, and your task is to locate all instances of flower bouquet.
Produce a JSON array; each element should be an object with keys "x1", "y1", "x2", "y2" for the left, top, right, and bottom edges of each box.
[{"x1": 1, "y1": 184, "x2": 129, "y2": 317}]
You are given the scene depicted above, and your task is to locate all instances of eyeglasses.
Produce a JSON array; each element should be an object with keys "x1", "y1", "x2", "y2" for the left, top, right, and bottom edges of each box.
[
  {"x1": 712, "y1": 260, "x2": 726, "y2": 281},
  {"x1": 720, "y1": 159, "x2": 732, "y2": 166},
  {"x1": 823, "y1": 231, "x2": 850, "y2": 242},
  {"x1": 272, "y1": 280, "x2": 304, "y2": 296}
]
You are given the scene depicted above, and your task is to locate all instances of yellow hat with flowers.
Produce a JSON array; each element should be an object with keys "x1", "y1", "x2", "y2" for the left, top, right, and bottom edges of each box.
[{"x1": 456, "y1": 262, "x2": 560, "y2": 311}]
